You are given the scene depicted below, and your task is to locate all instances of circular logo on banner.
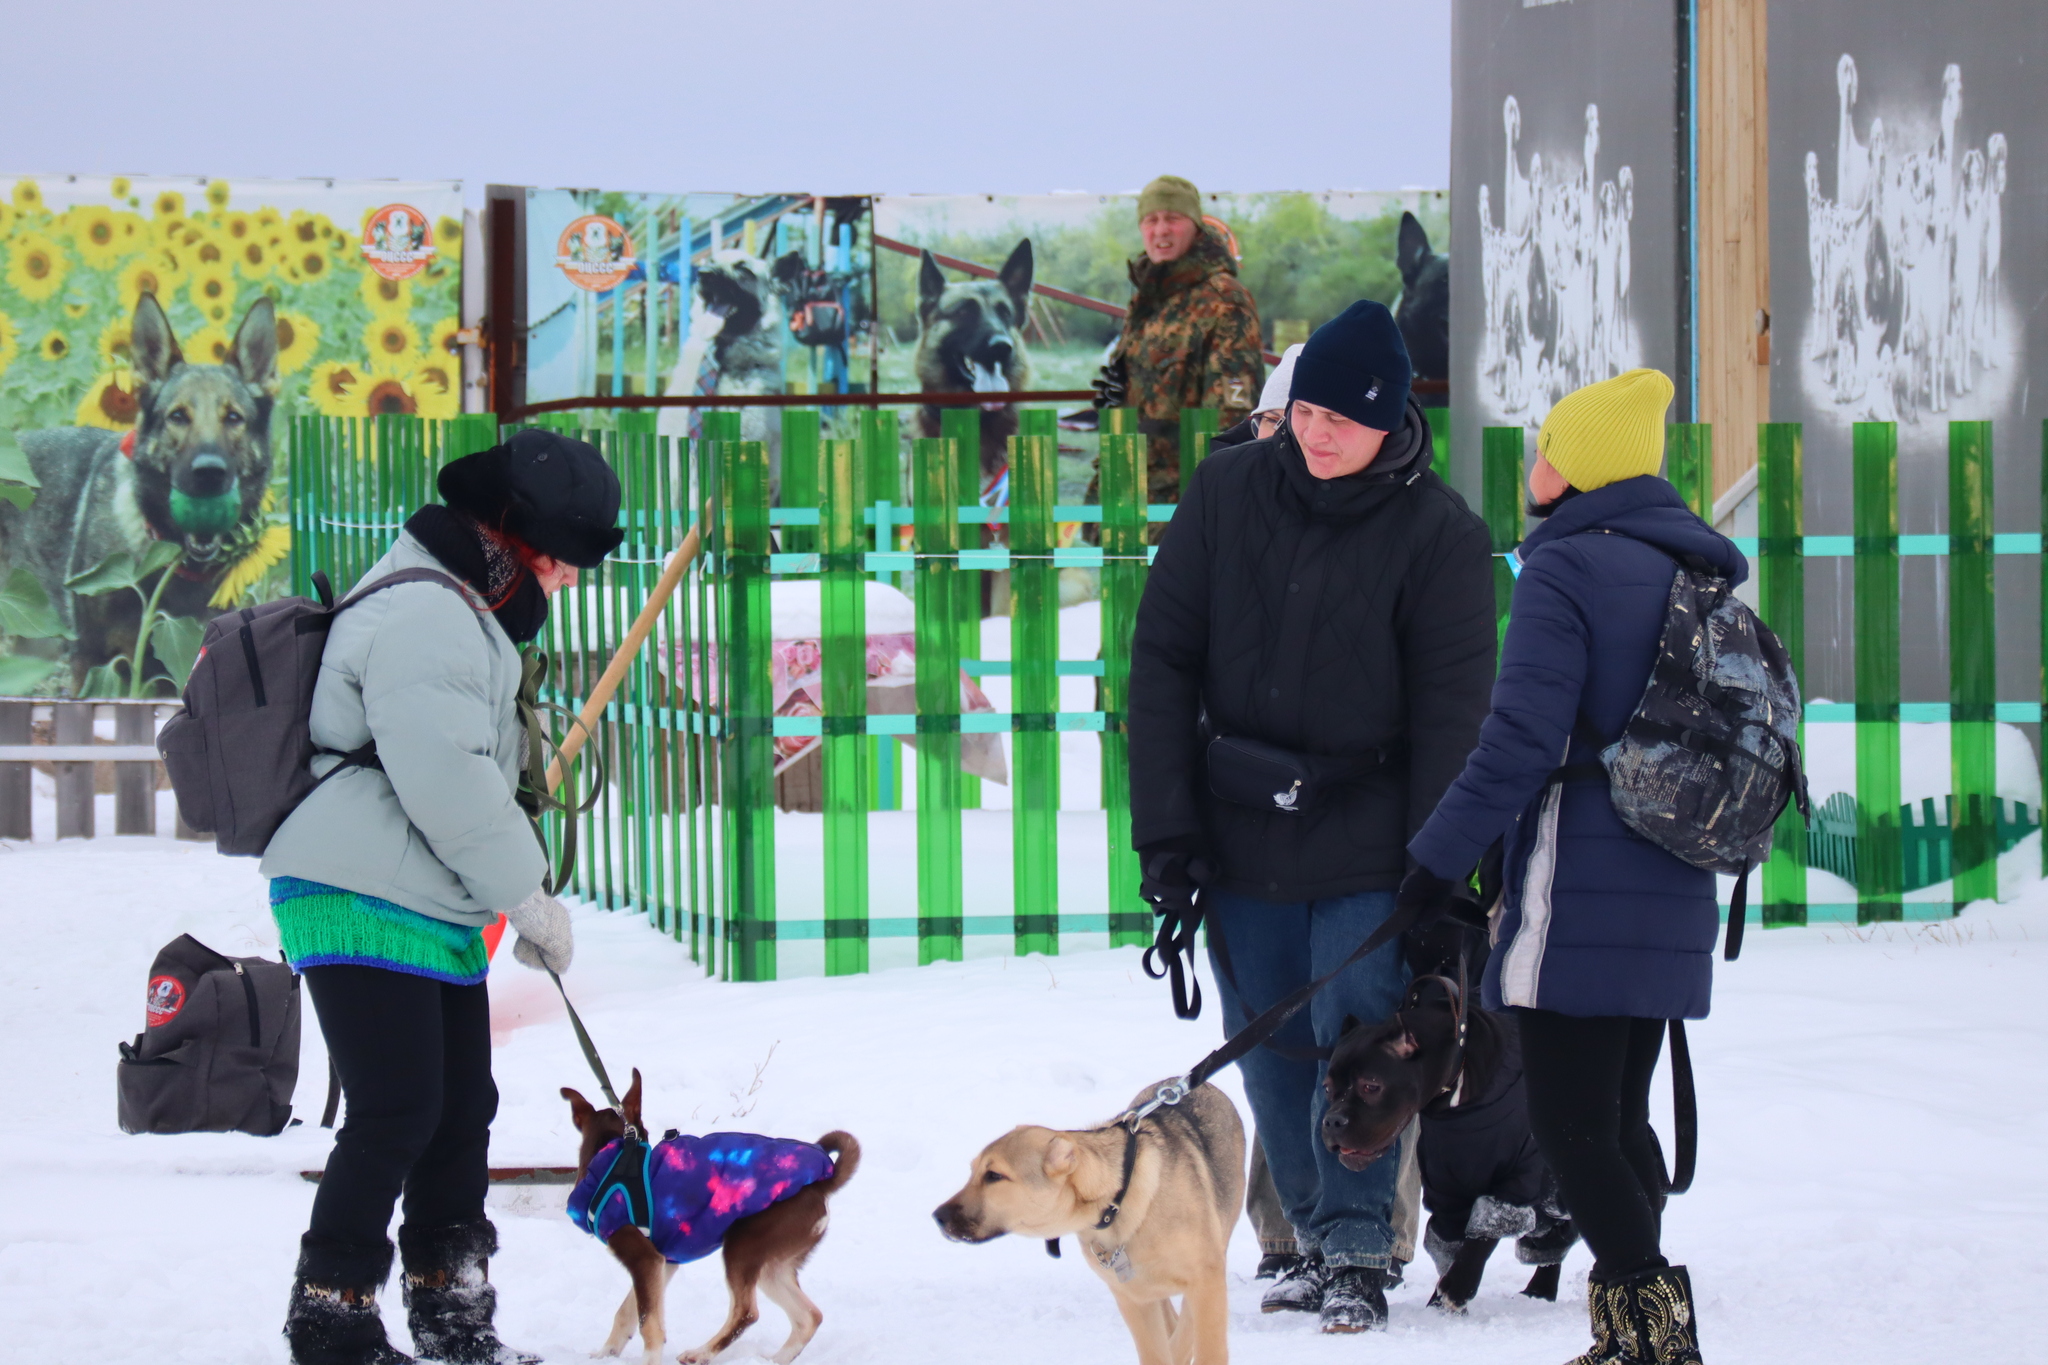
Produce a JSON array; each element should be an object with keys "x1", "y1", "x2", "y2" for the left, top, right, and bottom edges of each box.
[
  {"x1": 557, "y1": 215, "x2": 635, "y2": 292},
  {"x1": 145, "y1": 975, "x2": 186, "y2": 1028},
  {"x1": 360, "y1": 203, "x2": 437, "y2": 281}
]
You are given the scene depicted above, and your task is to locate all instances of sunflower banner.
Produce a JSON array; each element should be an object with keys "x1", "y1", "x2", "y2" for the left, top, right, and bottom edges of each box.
[{"x1": 0, "y1": 175, "x2": 463, "y2": 697}]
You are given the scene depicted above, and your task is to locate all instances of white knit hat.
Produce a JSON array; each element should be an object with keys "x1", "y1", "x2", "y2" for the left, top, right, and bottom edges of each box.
[{"x1": 1255, "y1": 344, "x2": 1304, "y2": 416}]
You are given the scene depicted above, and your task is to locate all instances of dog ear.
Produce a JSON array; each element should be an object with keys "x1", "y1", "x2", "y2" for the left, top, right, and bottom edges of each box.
[
  {"x1": 130, "y1": 292, "x2": 183, "y2": 390},
  {"x1": 918, "y1": 250, "x2": 946, "y2": 323},
  {"x1": 1382, "y1": 1029, "x2": 1420, "y2": 1059},
  {"x1": 560, "y1": 1087, "x2": 595, "y2": 1131},
  {"x1": 1043, "y1": 1136, "x2": 1078, "y2": 1178},
  {"x1": 998, "y1": 238, "x2": 1034, "y2": 317},
  {"x1": 1339, "y1": 1014, "x2": 1363, "y2": 1038},
  {"x1": 622, "y1": 1067, "x2": 644, "y2": 1129},
  {"x1": 230, "y1": 296, "x2": 279, "y2": 397},
  {"x1": 1397, "y1": 212, "x2": 1431, "y2": 284}
]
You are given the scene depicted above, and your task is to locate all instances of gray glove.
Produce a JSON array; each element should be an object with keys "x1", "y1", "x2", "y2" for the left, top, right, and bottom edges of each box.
[{"x1": 505, "y1": 889, "x2": 573, "y2": 974}]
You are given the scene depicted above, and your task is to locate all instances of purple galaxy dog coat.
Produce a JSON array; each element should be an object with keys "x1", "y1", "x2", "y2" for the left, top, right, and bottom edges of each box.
[{"x1": 567, "y1": 1131, "x2": 838, "y2": 1264}]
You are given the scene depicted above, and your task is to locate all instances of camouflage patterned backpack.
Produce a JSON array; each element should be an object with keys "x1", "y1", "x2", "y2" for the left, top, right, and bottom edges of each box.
[{"x1": 1566, "y1": 557, "x2": 1810, "y2": 957}]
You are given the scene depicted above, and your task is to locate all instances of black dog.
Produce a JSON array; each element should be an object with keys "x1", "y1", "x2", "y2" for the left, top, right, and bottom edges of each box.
[
  {"x1": 1393, "y1": 211, "x2": 1449, "y2": 396},
  {"x1": 1322, "y1": 973, "x2": 1576, "y2": 1312}
]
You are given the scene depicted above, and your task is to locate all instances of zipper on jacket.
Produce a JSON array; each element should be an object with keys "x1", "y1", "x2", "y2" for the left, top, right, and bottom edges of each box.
[{"x1": 234, "y1": 962, "x2": 261, "y2": 1047}]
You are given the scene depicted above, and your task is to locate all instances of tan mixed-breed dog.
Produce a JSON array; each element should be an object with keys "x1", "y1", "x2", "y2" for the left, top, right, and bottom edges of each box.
[
  {"x1": 561, "y1": 1071, "x2": 859, "y2": 1365},
  {"x1": 935, "y1": 1079, "x2": 1245, "y2": 1365}
]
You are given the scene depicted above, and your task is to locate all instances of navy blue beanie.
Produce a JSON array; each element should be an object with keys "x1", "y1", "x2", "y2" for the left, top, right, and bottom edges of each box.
[{"x1": 1288, "y1": 300, "x2": 1412, "y2": 431}]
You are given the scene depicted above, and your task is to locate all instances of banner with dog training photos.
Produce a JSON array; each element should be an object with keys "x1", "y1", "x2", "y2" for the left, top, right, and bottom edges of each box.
[
  {"x1": 1768, "y1": 2, "x2": 2048, "y2": 709},
  {"x1": 0, "y1": 175, "x2": 463, "y2": 698},
  {"x1": 1447, "y1": 0, "x2": 1687, "y2": 497},
  {"x1": 515, "y1": 188, "x2": 877, "y2": 450}
]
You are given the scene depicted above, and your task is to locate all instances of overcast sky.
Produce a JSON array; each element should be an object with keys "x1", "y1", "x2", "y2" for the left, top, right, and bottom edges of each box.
[{"x1": 8, "y1": 0, "x2": 1451, "y2": 203}]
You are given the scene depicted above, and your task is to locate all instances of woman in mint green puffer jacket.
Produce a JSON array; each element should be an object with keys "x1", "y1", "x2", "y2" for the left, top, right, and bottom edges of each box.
[{"x1": 264, "y1": 428, "x2": 623, "y2": 1365}]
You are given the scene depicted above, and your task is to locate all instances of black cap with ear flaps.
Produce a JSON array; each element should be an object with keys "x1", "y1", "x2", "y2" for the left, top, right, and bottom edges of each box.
[{"x1": 437, "y1": 428, "x2": 625, "y2": 568}]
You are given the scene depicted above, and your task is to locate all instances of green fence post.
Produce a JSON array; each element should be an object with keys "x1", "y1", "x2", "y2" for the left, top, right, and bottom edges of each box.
[
  {"x1": 781, "y1": 408, "x2": 820, "y2": 560},
  {"x1": 1853, "y1": 421, "x2": 1902, "y2": 923},
  {"x1": 942, "y1": 407, "x2": 983, "y2": 811},
  {"x1": 1425, "y1": 407, "x2": 1452, "y2": 483},
  {"x1": 1011, "y1": 425, "x2": 1059, "y2": 956},
  {"x1": 1949, "y1": 420, "x2": 1997, "y2": 913},
  {"x1": 1665, "y1": 422, "x2": 1713, "y2": 519},
  {"x1": 1482, "y1": 427, "x2": 1525, "y2": 649},
  {"x1": 1759, "y1": 422, "x2": 1808, "y2": 926},
  {"x1": 719, "y1": 431, "x2": 778, "y2": 980},
  {"x1": 913, "y1": 435, "x2": 965, "y2": 963},
  {"x1": 820, "y1": 436, "x2": 869, "y2": 974},
  {"x1": 1099, "y1": 424, "x2": 1150, "y2": 948},
  {"x1": 1179, "y1": 408, "x2": 1220, "y2": 492}
]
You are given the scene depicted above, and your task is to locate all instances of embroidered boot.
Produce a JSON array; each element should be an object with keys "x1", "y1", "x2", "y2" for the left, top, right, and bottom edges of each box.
[
  {"x1": 1259, "y1": 1253, "x2": 1329, "y2": 1313},
  {"x1": 1608, "y1": 1265, "x2": 1704, "y2": 1364},
  {"x1": 398, "y1": 1220, "x2": 539, "y2": 1365},
  {"x1": 1561, "y1": 1272, "x2": 1621, "y2": 1365},
  {"x1": 285, "y1": 1234, "x2": 415, "y2": 1365}
]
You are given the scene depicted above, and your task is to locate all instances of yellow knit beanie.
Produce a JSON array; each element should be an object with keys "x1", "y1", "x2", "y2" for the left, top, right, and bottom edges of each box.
[{"x1": 1536, "y1": 369, "x2": 1675, "y2": 491}]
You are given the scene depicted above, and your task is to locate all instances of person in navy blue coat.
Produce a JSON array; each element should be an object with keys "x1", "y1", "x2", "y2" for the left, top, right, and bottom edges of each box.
[{"x1": 1401, "y1": 370, "x2": 1721, "y2": 1365}]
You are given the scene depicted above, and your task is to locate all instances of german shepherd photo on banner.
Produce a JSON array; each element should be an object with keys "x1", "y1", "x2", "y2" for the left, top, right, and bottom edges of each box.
[
  {"x1": 3, "y1": 293, "x2": 278, "y2": 682},
  {"x1": 913, "y1": 239, "x2": 1033, "y2": 495}
]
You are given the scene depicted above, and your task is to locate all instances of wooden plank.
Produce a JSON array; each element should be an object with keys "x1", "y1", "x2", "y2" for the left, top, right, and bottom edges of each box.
[
  {"x1": 54, "y1": 702, "x2": 93, "y2": 840},
  {"x1": 0, "y1": 701, "x2": 28, "y2": 840},
  {"x1": 115, "y1": 706, "x2": 156, "y2": 835},
  {"x1": 1695, "y1": 0, "x2": 1771, "y2": 502}
]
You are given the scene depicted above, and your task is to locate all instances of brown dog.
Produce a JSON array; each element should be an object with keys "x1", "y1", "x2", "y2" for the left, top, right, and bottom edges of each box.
[
  {"x1": 934, "y1": 1079, "x2": 1244, "y2": 1365},
  {"x1": 561, "y1": 1071, "x2": 858, "y2": 1365}
]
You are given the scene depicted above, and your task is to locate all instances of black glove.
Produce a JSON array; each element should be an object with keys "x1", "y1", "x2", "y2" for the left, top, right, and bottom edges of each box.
[
  {"x1": 1396, "y1": 864, "x2": 1466, "y2": 934},
  {"x1": 1139, "y1": 840, "x2": 1213, "y2": 1019},
  {"x1": 1092, "y1": 357, "x2": 1128, "y2": 410}
]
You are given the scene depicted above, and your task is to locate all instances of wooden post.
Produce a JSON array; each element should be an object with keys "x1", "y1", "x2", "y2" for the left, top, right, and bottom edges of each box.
[
  {"x1": 54, "y1": 701, "x2": 93, "y2": 840},
  {"x1": 1695, "y1": 0, "x2": 1771, "y2": 502},
  {"x1": 115, "y1": 704, "x2": 155, "y2": 835},
  {"x1": 0, "y1": 700, "x2": 28, "y2": 840}
]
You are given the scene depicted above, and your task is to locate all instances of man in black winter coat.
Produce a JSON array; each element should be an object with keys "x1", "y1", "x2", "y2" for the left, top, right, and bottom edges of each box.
[{"x1": 1128, "y1": 300, "x2": 1496, "y2": 1332}]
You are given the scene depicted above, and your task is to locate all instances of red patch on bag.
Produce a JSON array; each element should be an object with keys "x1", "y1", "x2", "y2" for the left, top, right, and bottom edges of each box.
[{"x1": 145, "y1": 975, "x2": 185, "y2": 1027}]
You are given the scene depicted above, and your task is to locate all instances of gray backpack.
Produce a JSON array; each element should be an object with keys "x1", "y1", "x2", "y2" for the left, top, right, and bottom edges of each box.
[
  {"x1": 1570, "y1": 556, "x2": 1809, "y2": 956},
  {"x1": 156, "y1": 568, "x2": 473, "y2": 856},
  {"x1": 118, "y1": 934, "x2": 303, "y2": 1135}
]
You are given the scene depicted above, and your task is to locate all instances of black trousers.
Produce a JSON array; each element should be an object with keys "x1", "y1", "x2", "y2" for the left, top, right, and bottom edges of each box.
[
  {"x1": 304, "y1": 965, "x2": 497, "y2": 1250},
  {"x1": 1515, "y1": 1009, "x2": 1669, "y2": 1280}
]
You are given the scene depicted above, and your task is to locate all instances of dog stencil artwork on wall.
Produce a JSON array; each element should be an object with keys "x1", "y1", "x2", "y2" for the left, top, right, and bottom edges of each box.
[
  {"x1": 2, "y1": 293, "x2": 279, "y2": 682},
  {"x1": 1801, "y1": 56, "x2": 2011, "y2": 423},
  {"x1": 1477, "y1": 97, "x2": 1637, "y2": 424},
  {"x1": 913, "y1": 239, "x2": 1033, "y2": 497}
]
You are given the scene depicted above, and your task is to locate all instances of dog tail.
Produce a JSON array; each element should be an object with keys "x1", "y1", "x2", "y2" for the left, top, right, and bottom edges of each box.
[{"x1": 815, "y1": 1132, "x2": 860, "y2": 1194}]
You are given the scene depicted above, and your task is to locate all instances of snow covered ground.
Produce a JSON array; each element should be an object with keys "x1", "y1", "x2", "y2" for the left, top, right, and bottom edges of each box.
[{"x1": 5, "y1": 836, "x2": 2047, "y2": 1363}]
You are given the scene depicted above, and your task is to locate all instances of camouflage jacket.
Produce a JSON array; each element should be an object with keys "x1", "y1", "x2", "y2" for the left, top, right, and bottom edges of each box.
[{"x1": 1113, "y1": 229, "x2": 1264, "y2": 500}]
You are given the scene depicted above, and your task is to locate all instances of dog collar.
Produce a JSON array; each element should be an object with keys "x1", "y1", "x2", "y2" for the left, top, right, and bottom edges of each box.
[{"x1": 1044, "y1": 1116, "x2": 1147, "y2": 1262}]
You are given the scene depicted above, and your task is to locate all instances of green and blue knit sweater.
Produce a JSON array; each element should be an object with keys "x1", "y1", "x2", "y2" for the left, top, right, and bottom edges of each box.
[{"x1": 271, "y1": 876, "x2": 490, "y2": 985}]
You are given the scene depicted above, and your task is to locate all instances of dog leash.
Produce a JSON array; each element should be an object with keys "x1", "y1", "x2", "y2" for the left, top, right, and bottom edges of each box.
[{"x1": 548, "y1": 967, "x2": 643, "y2": 1143}]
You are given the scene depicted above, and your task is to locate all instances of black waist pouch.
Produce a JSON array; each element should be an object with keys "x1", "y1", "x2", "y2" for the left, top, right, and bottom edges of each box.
[{"x1": 1205, "y1": 735, "x2": 1397, "y2": 814}]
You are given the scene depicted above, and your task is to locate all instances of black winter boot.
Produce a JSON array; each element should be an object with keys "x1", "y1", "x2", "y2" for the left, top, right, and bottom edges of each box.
[
  {"x1": 1606, "y1": 1265, "x2": 1703, "y2": 1364},
  {"x1": 398, "y1": 1220, "x2": 538, "y2": 1365},
  {"x1": 1318, "y1": 1266, "x2": 1389, "y2": 1333},
  {"x1": 1254, "y1": 1251, "x2": 1300, "y2": 1281},
  {"x1": 285, "y1": 1234, "x2": 416, "y2": 1365},
  {"x1": 1259, "y1": 1253, "x2": 1328, "y2": 1314}
]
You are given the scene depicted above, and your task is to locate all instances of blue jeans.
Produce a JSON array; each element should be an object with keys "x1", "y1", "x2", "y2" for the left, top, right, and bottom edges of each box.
[{"x1": 1206, "y1": 888, "x2": 1411, "y2": 1269}]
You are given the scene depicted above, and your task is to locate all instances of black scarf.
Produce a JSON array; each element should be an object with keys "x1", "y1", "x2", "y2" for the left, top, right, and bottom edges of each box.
[{"x1": 403, "y1": 504, "x2": 549, "y2": 644}]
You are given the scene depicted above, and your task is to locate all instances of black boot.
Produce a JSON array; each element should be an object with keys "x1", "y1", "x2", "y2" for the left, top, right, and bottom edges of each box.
[
  {"x1": 1254, "y1": 1251, "x2": 1299, "y2": 1281},
  {"x1": 1259, "y1": 1253, "x2": 1328, "y2": 1314},
  {"x1": 1607, "y1": 1265, "x2": 1703, "y2": 1364},
  {"x1": 285, "y1": 1234, "x2": 416, "y2": 1365},
  {"x1": 398, "y1": 1220, "x2": 538, "y2": 1365},
  {"x1": 1319, "y1": 1266, "x2": 1389, "y2": 1334},
  {"x1": 1561, "y1": 1272, "x2": 1618, "y2": 1365}
]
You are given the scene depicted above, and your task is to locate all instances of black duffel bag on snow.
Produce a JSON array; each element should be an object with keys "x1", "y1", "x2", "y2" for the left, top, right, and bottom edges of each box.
[{"x1": 118, "y1": 934, "x2": 303, "y2": 1136}]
